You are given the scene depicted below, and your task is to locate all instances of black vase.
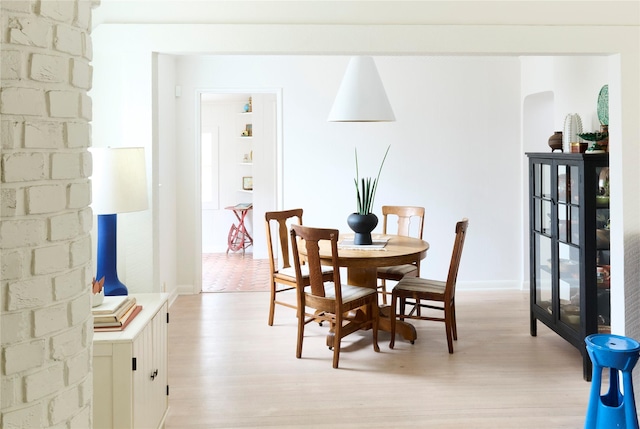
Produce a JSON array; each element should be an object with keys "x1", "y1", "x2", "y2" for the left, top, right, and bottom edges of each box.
[{"x1": 347, "y1": 213, "x2": 378, "y2": 245}]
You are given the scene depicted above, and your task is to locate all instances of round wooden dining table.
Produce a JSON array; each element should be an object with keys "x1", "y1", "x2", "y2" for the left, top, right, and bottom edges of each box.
[{"x1": 313, "y1": 234, "x2": 430, "y2": 342}]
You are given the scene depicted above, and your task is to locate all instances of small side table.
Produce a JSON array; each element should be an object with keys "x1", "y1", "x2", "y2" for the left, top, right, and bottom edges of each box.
[
  {"x1": 585, "y1": 334, "x2": 640, "y2": 429},
  {"x1": 225, "y1": 205, "x2": 253, "y2": 256}
]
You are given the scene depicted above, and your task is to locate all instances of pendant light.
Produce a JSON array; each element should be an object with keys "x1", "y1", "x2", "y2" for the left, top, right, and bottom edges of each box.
[{"x1": 328, "y1": 56, "x2": 395, "y2": 122}]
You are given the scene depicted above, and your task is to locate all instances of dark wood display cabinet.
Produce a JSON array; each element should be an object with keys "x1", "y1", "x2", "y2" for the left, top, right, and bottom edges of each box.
[{"x1": 527, "y1": 152, "x2": 610, "y2": 381}]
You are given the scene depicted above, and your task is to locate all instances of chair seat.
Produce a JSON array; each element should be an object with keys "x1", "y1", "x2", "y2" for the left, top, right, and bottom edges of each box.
[
  {"x1": 394, "y1": 277, "x2": 446, "y2": 296},
  {"x1": 377, "y1": 264, "x2": 417, "y2": 279},
  {"x1": 278, "y1": 265, "x2": 332, "y2": 279},
  {"x1": 322, "y1": 282, "x2": 377, "y2": 304}
]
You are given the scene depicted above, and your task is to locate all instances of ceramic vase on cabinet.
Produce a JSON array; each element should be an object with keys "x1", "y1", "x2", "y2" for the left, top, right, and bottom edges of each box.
[
  {"x1": 563, "y1": 113, "x2": 583, "y2": 152},
  {"x1": 347, "y1": 213, "x2": 378, "y2": 245},
  {"x1": 548, "y1": 131, "x2": 563, "y2": 152}
]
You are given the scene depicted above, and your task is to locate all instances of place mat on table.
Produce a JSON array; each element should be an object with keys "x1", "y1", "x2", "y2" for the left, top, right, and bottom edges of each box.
[{"x1": 339, "y1": 237, "x2": 389, "y2": 250}]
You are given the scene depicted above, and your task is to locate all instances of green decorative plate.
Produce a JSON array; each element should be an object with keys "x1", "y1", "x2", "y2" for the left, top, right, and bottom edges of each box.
[{"x1": 597, "y1": 84, "x2": 609, "y2": 126}]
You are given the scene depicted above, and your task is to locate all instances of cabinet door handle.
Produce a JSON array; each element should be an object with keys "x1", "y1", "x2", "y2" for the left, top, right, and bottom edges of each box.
[{"x1": 150, "y1": 369, "x2": 158, "y2": 380}]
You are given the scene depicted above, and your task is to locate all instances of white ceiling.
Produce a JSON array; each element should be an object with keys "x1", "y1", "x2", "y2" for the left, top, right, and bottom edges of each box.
[{"x1": 91, "y1": 1, "x2": 636, "y2": 30}]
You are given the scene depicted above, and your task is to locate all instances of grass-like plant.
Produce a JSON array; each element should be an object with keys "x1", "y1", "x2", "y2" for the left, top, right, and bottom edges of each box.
[{"x1": 354, "y1": 145, "x2": 390, "y2": 215}]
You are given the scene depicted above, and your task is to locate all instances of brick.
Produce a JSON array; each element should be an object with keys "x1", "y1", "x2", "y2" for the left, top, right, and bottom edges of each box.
[
  {"x1": 53, "y1": 268, "x2": 83, "y2": 300},
  {"x1": 7, "y1": 276, "x2": 51, "y2": 311},
  {"x1": 79, "y1": 93, "x2": 91, "y2": 120},
  {"x1": 0, "y1": 219, "x2": 46, "y2": 249},
  {"x1": 51, "y1": 152, "x2": 81, "y2": 180},
  {"x1": 68, "y1": 182, "x2": 91, "y2": 209},
  {"x1": 69, "y1": 235, "x2": 90, "y2": 268},
  {"x1": 75, "y1": 1, "x2": 91, "y2": 30},
  {"x1": 69, "y1": 405, "x2": 91, "y2": 429},
  {"x1": 69, "y1": 293, "x2": 90, "y2": 326},
  {"x1": 51, "y1": 326, "x2": 83, "y2": 360},
  {"x1": 83, "y1": 32, "x2": 92, "y2": 61},
  {"x1": 66, "y1": 349, "x2": 89, "y2": 386},
  {"x1": 1, "y1": 374, "x2": 16, "y2": 409},
  {"x1": 1, "y1": 187, "x2": 17, "y2": 217},
  {"x1": 50, "y1": 211, "x2": 80, "y2": 241},
  {"x1": 1, "y1": 50, "x2": 23, "y2": 80},
  {"x1": 2, "y1": 152, "x2": 46, "y2": 182},
  {"x1": 40, "y1": 1, "x2": 75, "y2": 23},
  {"x1": 33, "y1": 244, "x2": 69, "y2": 275},
  {"x1": 0, "y1": 87, "x2": 46, "y2": 116},
  {"x1": 70, "y1": 59, "x2": 91, "y2": 90},
  {"x1": 80, "y1": 151, "x2": 91, "y2": 177},
  {"x1": 54, "y1": 25, "x2": 83, "y2": 56},
  {"x1": 24, "y1": 362, "x2": 65, "y2": 402},
  {"x1": 81, "y1": 319, "x2": 92, "y2": 349},
  {"x1": 1, "y1": 250, "x2": 23, "y2": 280},
  {"x1": 65, "y1": 122, "x2": 90, "y2": 148},
  {"x1": 1, "y1": 1, "x2": 33, "y2": 13},
  {"x1": 1, "y1": 120, "x2": 23, "y2": 149},
  {"x1": 48, "y1": 91, "x2": 79, "y2": 118},
  {"x1": 1, "y1": 402, "x2": 43, "y2": 429},
  {"x1": 24, "y1": 121, "x2": 64, "y2": 149},
  {"x1": 49, "y1": 387, "x2": 80, "y2": 425},
  {"x1": 1, "y1": 311, "x2": 30, "y2": 344},
  {"x1": 9, "y1": 17, "x2": 52, "y2": 48},
  {"x1": 33, "y1": 304, "x2": 68, "y2": 337},
  {"x1": 30, "y1": 53, "x2": 69, "y2": 83},
  {"x1": 78, "y1": 208, "x2": 92, "y2": 234},
  {"x1": 27, "y1": 185, "x2": 66, "y2": 214},
  {"x1": 3, "y1": 339, "x2": 45, "y2": 374},
  {"x1": 78, "y1": 372, "x2": 92, "y2": 406}
]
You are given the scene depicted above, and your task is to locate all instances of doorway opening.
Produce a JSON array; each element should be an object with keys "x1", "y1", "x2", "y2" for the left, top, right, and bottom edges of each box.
[{"x1": 199, "y1": 91, "x2": 280, "y2": 292}]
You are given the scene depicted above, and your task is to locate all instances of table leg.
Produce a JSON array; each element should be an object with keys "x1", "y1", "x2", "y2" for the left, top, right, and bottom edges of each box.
[{"x1": 324, "y1": 266, "x2": 417, "y2": 345}]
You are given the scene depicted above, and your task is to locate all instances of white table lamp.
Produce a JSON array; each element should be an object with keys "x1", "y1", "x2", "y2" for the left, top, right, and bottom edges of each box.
[{"x1": 91, "y1": 147, "x2": 148, "y2": 296}]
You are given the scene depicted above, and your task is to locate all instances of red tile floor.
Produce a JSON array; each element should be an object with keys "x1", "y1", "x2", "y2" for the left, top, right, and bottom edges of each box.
[{"x1": 201, "y1": 253, "x2": 270, "y2": 292}]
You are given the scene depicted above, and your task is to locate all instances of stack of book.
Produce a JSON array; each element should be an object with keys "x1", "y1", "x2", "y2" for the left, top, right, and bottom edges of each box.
[{"x1": 93, "y1": 296, "x2": 142, "y2": 332}]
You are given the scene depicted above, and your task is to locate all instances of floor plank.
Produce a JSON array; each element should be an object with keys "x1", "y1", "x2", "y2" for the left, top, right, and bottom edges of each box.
[{"x1": 165, "y1": 289, "x2": 591, "y2": 428}]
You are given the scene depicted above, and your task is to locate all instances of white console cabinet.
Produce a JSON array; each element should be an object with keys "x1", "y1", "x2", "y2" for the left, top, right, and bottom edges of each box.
[{"x1": 93, "y1": 293, "x2": 169, "y2": 429}]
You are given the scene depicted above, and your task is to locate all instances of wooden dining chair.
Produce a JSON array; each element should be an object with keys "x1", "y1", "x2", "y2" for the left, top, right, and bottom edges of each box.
[
  {"x1": 290, "y1": 224, "x2": 380, "y2": 368},
  {"x1": 264, "y1": 209, "x2": 332, "y2": 326},
  {"x1": 389, "y1": 218, "x2": 469, "y2": 353},
  {"x1": 376, "y1": 205, "x2": 425, "y2": 304}
]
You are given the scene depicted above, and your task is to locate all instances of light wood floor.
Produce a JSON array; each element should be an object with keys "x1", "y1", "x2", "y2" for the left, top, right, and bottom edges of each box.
[{"x1": 165, "y1": 289, "x2": 591, "y2": 428}]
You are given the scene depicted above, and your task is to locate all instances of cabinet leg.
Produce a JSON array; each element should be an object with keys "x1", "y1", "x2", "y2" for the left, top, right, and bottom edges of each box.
[
  {"x1": 530, "y1": 314, "x2": 537, "y2": 337},
  {"x1": 583, "y1": 350, "x2": 593, "y2": 381}
]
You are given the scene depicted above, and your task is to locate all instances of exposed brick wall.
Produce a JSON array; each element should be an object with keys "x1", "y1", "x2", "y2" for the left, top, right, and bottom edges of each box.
[{"x1": 1, "y1": 1, "x2": 96, "y2": 427}]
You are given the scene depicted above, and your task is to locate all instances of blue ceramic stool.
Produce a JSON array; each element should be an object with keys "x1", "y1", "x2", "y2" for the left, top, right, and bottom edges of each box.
[{"x1": 585, "y1": 334, "x2": 640, "y2": 429}]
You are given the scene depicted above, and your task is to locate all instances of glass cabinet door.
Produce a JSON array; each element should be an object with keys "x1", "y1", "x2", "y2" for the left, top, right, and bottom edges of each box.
[
  {"x1": 595, "y1": 165, "x2": 611, "y2": 333},
  {"x1": 532, "y1": 162, "x2": 553, "y2": 312},
  {"x1": 557, "y1": 164, "x2": 581, "y2": 331}
]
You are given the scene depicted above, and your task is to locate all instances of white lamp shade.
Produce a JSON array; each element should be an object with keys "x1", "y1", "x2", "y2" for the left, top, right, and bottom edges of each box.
[
  {"x1": 91, "y1": 147, "x2": 148, "y2": 214},
  {"x1": 327, "y1": 56, "x2": 395, "y2": 122}
]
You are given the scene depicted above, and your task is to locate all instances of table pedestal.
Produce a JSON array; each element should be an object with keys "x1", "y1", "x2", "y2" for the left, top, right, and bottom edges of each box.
[{"x1": 324, "y1": 266, "x2": 417, "y2": 346}]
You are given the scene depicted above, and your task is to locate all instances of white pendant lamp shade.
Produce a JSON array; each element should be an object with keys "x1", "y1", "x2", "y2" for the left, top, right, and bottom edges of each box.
[
  {"x1": 91, "y1": 147, "x2": 148, "y2": 215},
  {"x1": 328, "y1": 56, "x2": 395, "y2": 122}
]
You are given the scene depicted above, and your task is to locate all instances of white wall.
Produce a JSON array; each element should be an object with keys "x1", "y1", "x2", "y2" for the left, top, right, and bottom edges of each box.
[
  {"x1": 156, "y1": 53, "x2": 178, "y2": 294},
  {"x1": 174, "y1": 54, "x2": 522, "y2": 293},
  {"x1": 90, "y1": 48, "x2": 155, "y2": 293}
]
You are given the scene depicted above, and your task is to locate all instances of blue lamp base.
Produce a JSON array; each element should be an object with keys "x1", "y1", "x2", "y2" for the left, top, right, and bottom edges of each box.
[{"x1": 96, "y1": 214, "x2": 128, "y2": 296}]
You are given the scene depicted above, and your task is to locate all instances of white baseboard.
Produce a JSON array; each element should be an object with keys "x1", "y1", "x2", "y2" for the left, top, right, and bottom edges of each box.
[{"x1": 177, "y1": 284, "x2": 198, "y2": 295}]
